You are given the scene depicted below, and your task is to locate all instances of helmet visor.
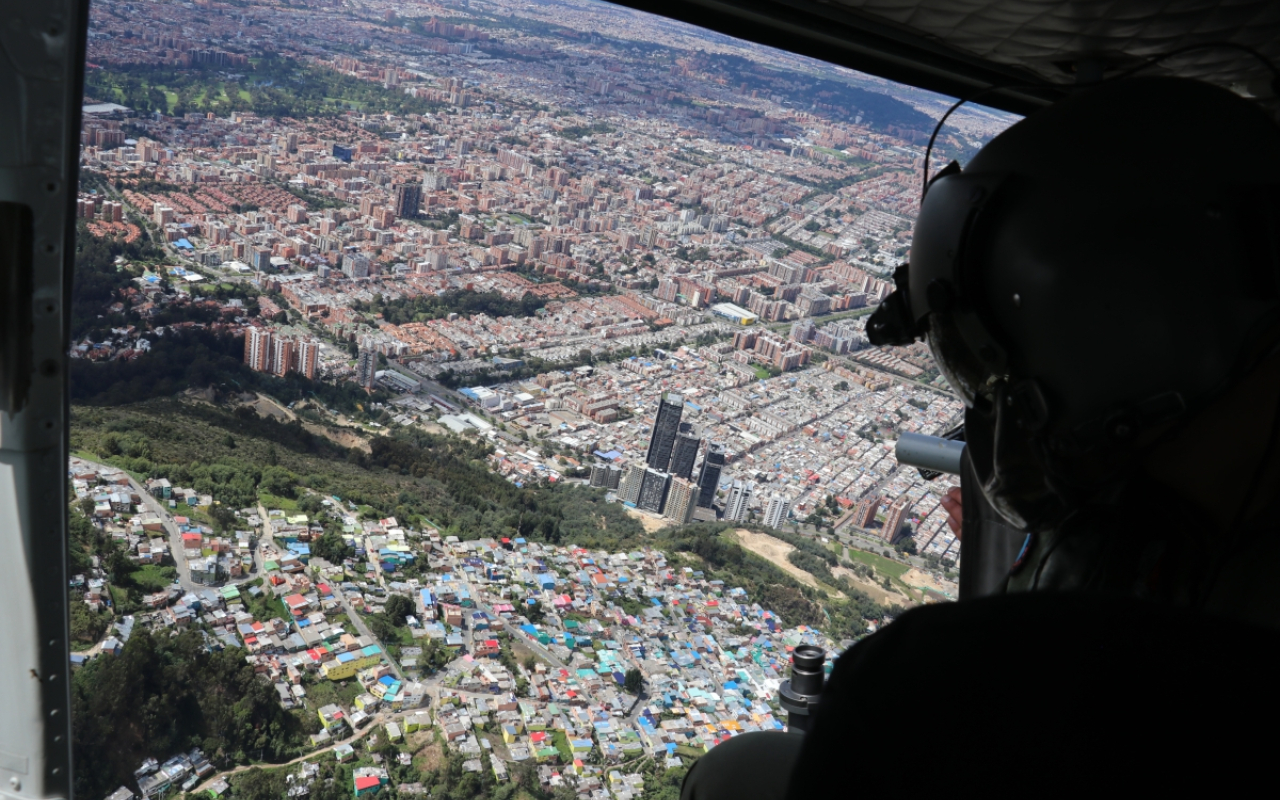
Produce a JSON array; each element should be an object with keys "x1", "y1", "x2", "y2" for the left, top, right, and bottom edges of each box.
[{"x1": 927, "y1": 310, "x2": 993, "y2": 407}]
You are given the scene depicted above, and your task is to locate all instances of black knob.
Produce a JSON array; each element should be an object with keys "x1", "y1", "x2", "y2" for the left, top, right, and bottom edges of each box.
[{"x1": 790, "y1": 645, "x2": 825, "y2": 697}]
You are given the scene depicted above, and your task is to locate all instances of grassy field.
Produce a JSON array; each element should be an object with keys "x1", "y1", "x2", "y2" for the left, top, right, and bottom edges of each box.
[
  {"x1": 131, "y1": 564, "x2": 178, "y2": 591},
  {"x1": 843, "y1": 546, "x2": 917, "y2": 599},
  {"x1": 175, "y1": 503, "x2": 218, "y2": 529},
  {"x1": 258, "y1": 491, "x2": 300, "y2": 512},
  {"x1": 845, "y1": 547, "x2": 910, "y2": 579},
  {"x1": 676, "y1": 744, "x2": 707, "y2": 760},
  {"x1": 550, "y1": 730, "x2": 573, "y2": 762},
  {"x1": 244, "y1": 583, "x2": 288, "y2": 625},
  {"x1": 108, "y1": 584, "x2": 130, "y2": 610},
  {"x1": 377, "y1": 623, "x2": 415, "y2": 659},
  {"x1": 303, "y1": 675, "x2": 364, "y2": 711}
]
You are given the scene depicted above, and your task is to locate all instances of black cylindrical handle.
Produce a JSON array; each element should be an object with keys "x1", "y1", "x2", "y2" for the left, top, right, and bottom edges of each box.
[{"x1": 790, "y1": 645, "x2": 825, "y2": 696}]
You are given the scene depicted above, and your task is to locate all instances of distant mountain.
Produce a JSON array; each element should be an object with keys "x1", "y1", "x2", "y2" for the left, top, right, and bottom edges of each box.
[
  {"x1": 498, "y1": 0, "x2": 936, "y2": 135},
  {"x1": 696, "y1": 52, "x2": 935, "y2": 134}
]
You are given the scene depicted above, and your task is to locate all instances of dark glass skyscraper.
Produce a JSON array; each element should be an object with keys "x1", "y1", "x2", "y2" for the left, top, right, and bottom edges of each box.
[
  {"x1": 669, "y1": 432, "x2": 701, "y2": 480},
  {"x1": 696, "y1": 442, "x2": 726, "y2": 508},
  {"x1": 394, "y1": 182, "x2": 423, "y2": 217},
  {"x1": 644, "y1": 393, "x2": 684, "y2": 470}
]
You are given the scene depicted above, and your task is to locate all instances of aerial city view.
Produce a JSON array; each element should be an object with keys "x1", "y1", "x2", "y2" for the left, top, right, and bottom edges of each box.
[{"x1": 70, "y1": 1, "x2": 1014, "y2": 798}]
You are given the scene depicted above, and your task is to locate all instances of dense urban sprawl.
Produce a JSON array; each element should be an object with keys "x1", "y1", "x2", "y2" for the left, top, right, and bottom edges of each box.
[{"x1": 70, "y1": 0, "x2": 1006, "y2": 797}]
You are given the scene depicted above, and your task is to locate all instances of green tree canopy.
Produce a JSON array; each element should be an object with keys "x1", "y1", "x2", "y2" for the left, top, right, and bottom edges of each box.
[{"x1": 384, "y1": 593, "x2": 414, "y2": 625}]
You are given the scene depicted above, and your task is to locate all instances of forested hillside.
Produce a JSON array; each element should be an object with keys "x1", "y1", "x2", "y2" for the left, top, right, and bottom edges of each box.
[
  {"x1": 85, "y1": 56, "x2": 445, "y2": 118},
  {"x1": 658, "y1": 524, "x2": 902, "y2": 641},
  {"x1": 70, "y1": 398, "x2": 644, "y2": 546},
  {"x1": 71, "y1": 629, "x2": 313, "y2": 799},
  {"x1": 70, "y1": 329, "x2": 381, "y2": 413}
]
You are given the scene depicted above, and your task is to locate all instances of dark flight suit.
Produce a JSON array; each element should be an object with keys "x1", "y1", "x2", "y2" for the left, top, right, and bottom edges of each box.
[{"x1": 682, "y1": 499, "x2": 1280, "y2": 799}]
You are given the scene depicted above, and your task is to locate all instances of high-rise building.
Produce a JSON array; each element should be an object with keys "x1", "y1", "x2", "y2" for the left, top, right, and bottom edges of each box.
[
  {"x1": 422, "y1": 249, "x2": 449, "y2": 271},
  {"x1": 270, "y1": 336, "x2": 295, "y2": 378},
  {"x1": 244, "y1": 328, "x2": 271, "y2": 372},
  {"x1": 356, "y1": 345, "x2": 377, "y2": 390},
  {"x1": 636, "y1": 469, "x2": 671, "y2": 514},
  {"x1": 297, "y1": 340, "x2": 320, "y2": 380},
  {"x1": 664, "y1": 478, "x2": 697, "y2": 524},
  {"x1": 724, "y1": 481, "x2": 752, "y2": 522},
  {"x1": 245, "y1": 328, "x2": 321, "y2": 379},
  {"x1": 764, "y1": 495, "x2": 791, "y2": 529},
  {"x1": 881, "y1": 498, "x2": 911, "y2": 543},
  {"x1": 394, "y1": 183, "x2": 422, "y2": 218},
  {"x1": 645, "y1": 393, "x2": 684, "y2": 470},
  {"x1": 252, "y1": 247, "x2": 273, "y2": 272},
  {"x1": 423, "y1": 170, "x2": 449, "y2": 191},
  {"x1": 618, "y1": 462, "x2": 647, "y2": 505},
  {"x1": 696, "y1": 442, "x2": 726, "y2": 508},
  {"x1": 851, "y1": 494, "x2": 880, "y2": 529},
  {"x1": 342, "y1": 253, "x2": 370, "y2": 279},
  {"x1": 589, "y1": 463, "x2": 610, "y2": 488},
  {"x1": 605, "y1": 465, "x2": 621, "y2": 490},
  {"x1": 669, "y1": 432, "x2": 701, "y2": 480}
]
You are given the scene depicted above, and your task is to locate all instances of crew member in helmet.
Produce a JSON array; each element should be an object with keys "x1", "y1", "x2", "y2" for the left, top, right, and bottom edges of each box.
[
  {"x1": 682, "y1": 76, "x2": 1280, "y2": 799},
  {"x1": 869, "y1": 75, "x2": 1280, "y2": 615}
]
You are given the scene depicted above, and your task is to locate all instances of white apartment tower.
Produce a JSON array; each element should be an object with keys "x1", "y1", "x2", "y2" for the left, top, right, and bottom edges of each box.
[
  {"x1": 618, "y1": 462, "x2": 647, "y2": 505},
  {"x1": 724, "y1": 481, "x2": 752, "y2": 523},
  {"x1": 763, "y1": 494, "x2": 791, "y2": 529}
]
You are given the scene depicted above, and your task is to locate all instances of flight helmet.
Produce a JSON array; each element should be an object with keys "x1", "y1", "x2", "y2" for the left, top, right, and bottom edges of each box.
[{"x1": 869, "y1": 77, "x2": 1280, "y2": 528}]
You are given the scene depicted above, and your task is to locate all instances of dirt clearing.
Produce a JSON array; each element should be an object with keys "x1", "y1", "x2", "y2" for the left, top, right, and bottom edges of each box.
[
  {"x1": 903, "y1": 568, "x2": 958, "y2": 599},
  {"x1": 305, "y1": 423, "x2": 371, "y2": 453},
  {"x1": 625, "y1": 507, "x2": 670, "y2": 533},
  {"x1": 250, "y1": 394, "x2": 292, "y2": 421},
  {"x1": 832, "y1": 565, "x2": 910, "y2": 605},
  {"x1": 730, "y1": 529, "x2": 843, "y2": 597},
  {"x1": 413, "y1": 737, "x2": 445, "y2": 773},
  {"x1": 509, "y1": 635, "x2": 545, "y2": 668},
  {"x1": 225, "y1": 393, "x2": 374, "y2": 453}
]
